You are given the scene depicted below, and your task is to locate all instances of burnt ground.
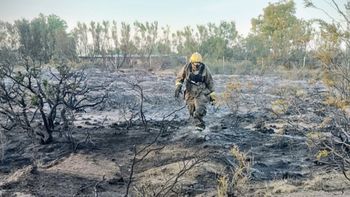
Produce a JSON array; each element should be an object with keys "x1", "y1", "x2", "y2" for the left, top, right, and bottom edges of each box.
[{"x1": 0, "y1": 68, "x2": 350, "y2": 196}]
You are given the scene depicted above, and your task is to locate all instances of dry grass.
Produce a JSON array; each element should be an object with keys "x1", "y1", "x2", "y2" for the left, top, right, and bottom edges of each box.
[
  {"x1": 255, "y1": 180, "x2": 298, "y2": 197},
  {"x1": 45, "y1": 153, "x2": 120, "y2": 180},
  {"x1": 217, "y1": 175, "x2": 229, "y2": 197},
  {"x1": 253, "y1": 171, "x2": 350, "y2": 197},
  {"x1": 0, "y1": 165, "x2": 36, "y2": 188},
  {"x1": 217, "y1": 145, "x2": 252, "y2": 196},
  {"x1": 304, "y1": 172, "x2": 350, "y2": 191}
]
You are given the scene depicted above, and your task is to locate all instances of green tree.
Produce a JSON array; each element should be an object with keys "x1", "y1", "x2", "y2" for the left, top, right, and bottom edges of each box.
[
  {"x1": 47, "y1": 15, "x2": 68, "y2": 58},
  {"x1": 15, "y1": 14, "x2": 75, "y2": 63},
  {"x1": 155, "y1": 25, "x2": 171, "y2": 54},
  {"x1": 102, "y1": 20, "x2": 111, "y2": 55},
  {"x1": 134, "y1": 21, "x2": 158, "y2": 67},
  {"x1": 120, "y1": 22, "x2": 135, "y2": 67},
  {"x1": 109, "y1": 20, "x2": 123, "y2": 69},
  {"x1": 173, "y1": 26, "x2": 198, "y2": 56},
  {"x1": 243, "y1": 33, "x2": 270, "y2": 63},
  {"x1": 198, "y1": 21, "x2": 238, "y2": 60},
  {"x1": 0, "y1": 21, "x2": 18, "y2": 49},
  {"x1": 251, "y1": 0, "x2": 311, "y2": 68},
  {"x1": 111, "y1": 20, "x2": 119, "y2": 54},
  {"x1": 73, "y1": 22, "x2": 89, "y2": 56}
]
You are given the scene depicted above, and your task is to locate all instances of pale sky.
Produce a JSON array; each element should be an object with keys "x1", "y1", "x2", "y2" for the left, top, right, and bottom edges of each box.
[{"x1": 0, "y1": 0, "x2": 346, "y2": 36}]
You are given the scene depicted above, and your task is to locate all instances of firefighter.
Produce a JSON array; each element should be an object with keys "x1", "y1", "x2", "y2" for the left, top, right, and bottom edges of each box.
[{"x1": 175, "y1": 52, "x2": 216, "y2": 130}]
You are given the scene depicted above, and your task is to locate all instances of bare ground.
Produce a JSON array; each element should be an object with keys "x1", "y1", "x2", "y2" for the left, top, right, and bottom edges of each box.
[{"x1": 0, "y1": 68, "x2": 349, "y2": 196}]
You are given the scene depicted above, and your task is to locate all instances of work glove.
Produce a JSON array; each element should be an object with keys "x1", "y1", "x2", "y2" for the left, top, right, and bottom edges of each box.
[
  {"x1": 209, "y1": 92, "x2": 217, "y2": 104},
  {"x1": 175, "y1": 84, "x2": 182, "y2": 98}
]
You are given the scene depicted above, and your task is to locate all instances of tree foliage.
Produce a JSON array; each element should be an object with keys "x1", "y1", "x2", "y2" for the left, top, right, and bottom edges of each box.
[
  {"x1": 14, "y1": 14, "x2": 76, "y2": 63},
  {"x1": 134, "y1": 21, "x2": 158, "y2": 67},
  {"x1": 250, "y1": 0, "x2": 312, "y2": 67}
]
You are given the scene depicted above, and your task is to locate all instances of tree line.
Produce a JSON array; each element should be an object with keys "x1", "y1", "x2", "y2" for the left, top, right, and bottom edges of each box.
[{"x1": 0, "y1": 0, "x2": 348, "y2": 70}]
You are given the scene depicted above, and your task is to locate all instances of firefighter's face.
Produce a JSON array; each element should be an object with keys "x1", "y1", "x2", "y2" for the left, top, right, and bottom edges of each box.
[{"x1": 192, "y1": 62, "x2": 200, "y2": 70}]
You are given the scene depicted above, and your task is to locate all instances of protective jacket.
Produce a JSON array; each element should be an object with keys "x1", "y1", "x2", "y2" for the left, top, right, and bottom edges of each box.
[{"x1": 175, "y1": 63, "x2": 214, "y2": 98}]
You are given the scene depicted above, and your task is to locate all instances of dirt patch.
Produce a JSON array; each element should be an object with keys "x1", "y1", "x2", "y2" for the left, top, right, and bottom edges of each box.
[{"x1": 46, "y1": 153, "x2": 120, "y2": 180}]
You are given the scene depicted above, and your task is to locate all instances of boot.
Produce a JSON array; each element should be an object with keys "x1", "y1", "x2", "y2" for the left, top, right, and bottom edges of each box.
[{"x1": 195, "y1": 119, "x2": 205, "y2": 131}]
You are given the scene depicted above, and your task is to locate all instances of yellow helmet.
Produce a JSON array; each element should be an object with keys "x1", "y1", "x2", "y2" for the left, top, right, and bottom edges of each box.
[{"x1": 190, "y1": 52, "x2": 202, "y2": 63}]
